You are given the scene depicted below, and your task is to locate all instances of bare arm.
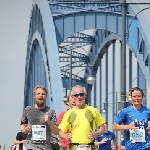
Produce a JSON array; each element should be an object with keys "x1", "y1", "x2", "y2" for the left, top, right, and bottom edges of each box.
[
  {"x1": 113, "y1": 122, "x2": 135, "y2": 131},
  {"x1": 46, "y1": 119, "x2": 71, "y2": 139},
  {"x1": 14, "y1": 140, "x2": 26, "y2": 145},
  {"x1": 94, "y1": 139, "x2": 106, "y2": 146},
  {"x1": 120, "y1": 145, "x2": 125, "y2": 150},
  {"x1": 96, "y1": 124, "x2": 105, "y2": 136},
  {"x1": 21, "y1": 124, "x2": 31, "y2": 134},
  {"x1": 88, "y1": 124, "x2": 105, "y2": 140},
  {"x1": 112, "y1": 139, "x2": 116, "y2": 150},
  {"x1": 47, "y1": 119, "x2": 60, "y2": 135}
]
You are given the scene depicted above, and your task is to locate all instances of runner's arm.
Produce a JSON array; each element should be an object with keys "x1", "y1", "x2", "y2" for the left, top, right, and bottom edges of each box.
[
  {"x1": 96, "y1": 124, "x2": 105, "y2": 136},
  {"x1": 21, "y1": 124, "x2": 31, "y2": 134},
  {"x1": 94, "y1": 140, "x2": 106, "y2": 145},
  {"x1": 14, "y1": 140, "x2": 26, "y2": 144},
  {"x1": 113, "y1": 122, "x2": 135, "y2": 131},
  {"x1": 47, "y1": 120, "x2": 71, "y2": 139},
  {"x1": 112, "y1": 138, "x2": 116, "y2": 150}
]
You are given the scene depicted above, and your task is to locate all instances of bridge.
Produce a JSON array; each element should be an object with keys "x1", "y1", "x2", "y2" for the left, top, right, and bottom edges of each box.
[{"x1": 24, "y1": 0, "x2": 150, "y2": 145}]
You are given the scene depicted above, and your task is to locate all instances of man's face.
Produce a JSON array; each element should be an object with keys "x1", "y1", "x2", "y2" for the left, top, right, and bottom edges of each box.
[
  {"x1": 34, "y1": 88, "x2": 47, "y2": 107},
  {"x1": 72, "y1": 87, "x2": 86, "y2": 107}
]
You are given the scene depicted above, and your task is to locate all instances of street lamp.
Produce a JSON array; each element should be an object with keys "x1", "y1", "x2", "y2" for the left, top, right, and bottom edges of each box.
[
  {"x1": 121, "y1": 1, "x2": 150, "y2": 110},
  {"x1": 75, "y1": 67, "x2": 96, "y2": 85},
  {"x1": 126, "y1": 6, "x2": 150, "y2": 37},
  {"x1": 121, "y1": 0, "x2": 127, "y2": 110},
  {"x1": 102, "y1": 108, "x2": 107, "y2": 114},
  {"x1": 69, "y1": 44, "x2": 95, "y2": 92},
  {"x1": 86, "y1": 66, "x2": 96, "y2": 85},
  {"x1": 102, "y1": 92, "x2": 118, "y2": 117}
]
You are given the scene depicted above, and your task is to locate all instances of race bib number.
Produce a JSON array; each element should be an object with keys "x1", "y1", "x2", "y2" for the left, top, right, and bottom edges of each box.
[
  {"x1": 76, "y1": 145, "x2": 91, "y2": 150},
  {"x1": 32, "y1": 125, "x2": 46, "y2": 140},
  {"x1": 130, "y1": 128, "x2": 145, "y2": 142}
]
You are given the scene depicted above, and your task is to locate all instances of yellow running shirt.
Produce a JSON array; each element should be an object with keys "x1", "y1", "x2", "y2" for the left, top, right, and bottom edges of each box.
[{"x1": 58, "y1": 105, "x2": 106, "y2": 144}]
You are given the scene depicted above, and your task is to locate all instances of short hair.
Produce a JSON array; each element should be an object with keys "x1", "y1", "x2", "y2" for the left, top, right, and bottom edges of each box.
[
  {"x1": 130, "y1": 87, "x2": 144, "y2": 97},
  {"x1": 63, "y1": 94, "x2": 71, "y2": 105},
  {"x1": 71, "y1": 85, "x2": 87, "y2": 95},
  {"x1": 34, "y1": 85, "x2": 48, "y2": 95},
  {"x1": 104, "y1": 122, "x2": 108, "y2": 125}
]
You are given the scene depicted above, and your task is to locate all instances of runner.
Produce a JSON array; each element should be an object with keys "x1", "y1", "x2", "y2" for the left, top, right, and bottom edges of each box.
[
  {"x1": 20, "y1": 85, "x2": 71, "y2": 150},
  {"x1": 11, "y1": 131, "x2": 27, "y2": 150},
  {"x1": 58, "y1": 85, "x2": 106, "y2": 150},
  {"x1": 94, "y1": 122, "x2": 116, "y2": 150},
  {"x1": 57, "y1": 94, "x2": 76, "y2": 150},
  {"x1": 113, "y1": 87, "x2": 150, "y2": 150}
]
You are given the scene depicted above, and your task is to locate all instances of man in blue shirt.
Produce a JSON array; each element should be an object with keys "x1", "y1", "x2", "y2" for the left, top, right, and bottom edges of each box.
[
  {"x1": 113, "y1": 87, "x2": 150, "y2": 150},
  {"x1": 95, "y1": 122, "x2": 116, "y2": 150}
]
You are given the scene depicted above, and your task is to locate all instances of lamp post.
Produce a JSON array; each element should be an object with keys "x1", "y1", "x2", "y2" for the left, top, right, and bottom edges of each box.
[
  {"x1": 102, "y1": 92, "x2": 118, "y2": 149},
  {"x1": 69, "y1": 45, "x2": 73, "y2": 93},
  {"x1": 121, "y1": 0, "x2": 127, "y2": 110},
  {"x1": 121, "y1": 0, "x2": 150, "y2": 110},
  {"x1": 69, "y1": 45, "x2": 95, "y2": 93},
  {"x1": 125, "y1": 5, "x2": 150, "y2": 106},
  {"x1": 102, "y1": 92, "x2": 118, "y2": 118}
]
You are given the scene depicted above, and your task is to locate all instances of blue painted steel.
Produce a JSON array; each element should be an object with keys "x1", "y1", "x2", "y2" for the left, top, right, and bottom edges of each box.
[
  {"x1": 24, "y1": 0, "x2": 65, "y2": 115},
  {"x1": 24, "y1": 0, "x2": 150, "y2": 116}
]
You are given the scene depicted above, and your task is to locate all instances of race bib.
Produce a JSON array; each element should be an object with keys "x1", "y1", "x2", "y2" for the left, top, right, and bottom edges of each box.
[
  {"x1": 32, "y1": 125, "x2": 46, "y2": 140},
  {"x1": 130, "y1": 128, "x2": 145, "y2": 143},
  {"x1": 76, "y1": 145, "x2": 91, "y2": 150}
]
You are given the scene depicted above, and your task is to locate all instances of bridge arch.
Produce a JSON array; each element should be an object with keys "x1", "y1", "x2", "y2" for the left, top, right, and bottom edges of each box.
[{"x1": 24, "y1": 0, "x2": 150, "y2": 116}]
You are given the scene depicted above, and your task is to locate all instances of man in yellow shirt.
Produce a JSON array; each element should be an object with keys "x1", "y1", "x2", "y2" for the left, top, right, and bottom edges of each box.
[{"x1": 59, "y1": 85, "x2": 106, "y2": 150}]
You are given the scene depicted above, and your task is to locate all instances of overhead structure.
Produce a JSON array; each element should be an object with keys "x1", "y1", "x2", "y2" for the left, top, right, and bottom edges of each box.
[{"x1": 24, "y1": 0, "x2": 150, "y2": 119}]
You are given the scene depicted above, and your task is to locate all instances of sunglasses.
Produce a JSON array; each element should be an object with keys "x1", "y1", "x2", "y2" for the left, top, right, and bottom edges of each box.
[{"x1": 73, "y1": 93, "x2": 85, "y2": 97}]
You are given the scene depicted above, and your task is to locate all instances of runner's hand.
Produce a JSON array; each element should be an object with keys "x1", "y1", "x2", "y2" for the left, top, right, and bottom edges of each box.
[
  {"x1": 111, "y1": 146, "x2": 114, "y2": 149},
  {"x1": 59, "y1": 131, "x2": 72, "y2": 140},
  {"x1": 24, "y1": 124, "x2": 31, "y2": 134},
  {"x1": 44, "y1": 112, "x2": 50, "y2": 123},
  {"x1": 65, "y1": 132, "x2": 72, "y2": 140},
  {"x1": 128, "y1": 122, "x2": 136, "y2": 130},
  {"x1": 88, "y1": 130, "x2": 97, "y2": 140},
  {"x1": 146, "y1": 126, "x2": 150, "y2": 132},
  {"x1": 101, "y1": 138, "x2": 107, "y2": 144}
]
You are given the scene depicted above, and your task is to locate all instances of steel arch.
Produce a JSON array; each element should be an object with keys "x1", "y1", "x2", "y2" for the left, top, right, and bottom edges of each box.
[
  {"x1": 52, "y1": 5, "x2": 150, "y2": 84},
  {"x1": 24, "y1": 0, "x2": 64, "y2": 115},
  {"x1": 24, "y1": 0, "x2": 150, "y2": 115}
]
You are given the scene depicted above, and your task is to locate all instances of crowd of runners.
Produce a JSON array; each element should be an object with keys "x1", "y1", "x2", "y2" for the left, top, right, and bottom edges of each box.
[{"x1": 10, "y1": 85, "x2": 150, "y2": 150}]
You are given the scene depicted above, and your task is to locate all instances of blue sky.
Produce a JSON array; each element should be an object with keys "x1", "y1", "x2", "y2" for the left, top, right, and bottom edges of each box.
[{"x1": 0, "y1": 0, "x2": 33, "y2": 148}]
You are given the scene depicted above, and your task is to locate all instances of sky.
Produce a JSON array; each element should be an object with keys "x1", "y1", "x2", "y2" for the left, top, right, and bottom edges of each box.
[{"x1": 0, "y1": 0, "x2": 33, "y2": 148}]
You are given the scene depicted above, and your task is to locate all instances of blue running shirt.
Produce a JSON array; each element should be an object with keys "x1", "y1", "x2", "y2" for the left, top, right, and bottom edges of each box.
[
  {"x1": 114, "y1": 105, "x2": 150, "y2": 150},
  {"x1": 95, "y1": 131, "x2": 115, "y2": 150}
]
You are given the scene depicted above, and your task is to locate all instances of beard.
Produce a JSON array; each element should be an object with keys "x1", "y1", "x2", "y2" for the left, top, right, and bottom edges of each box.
[{"x1": 36, "y1": 100, "x2": 45, "y2": 107}]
